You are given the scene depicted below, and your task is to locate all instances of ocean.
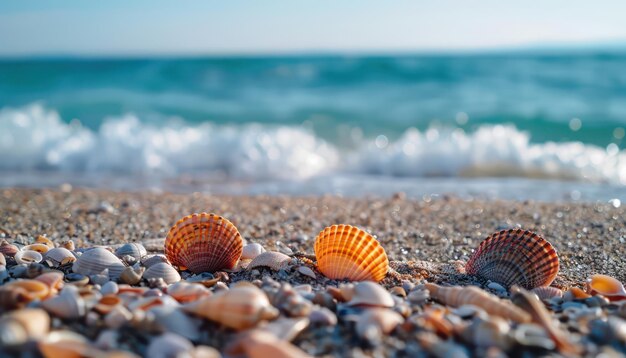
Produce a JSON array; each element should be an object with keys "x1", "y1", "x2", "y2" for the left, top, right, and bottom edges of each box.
[{"x1": 1, "y1": 52, "x2": 625, "y2": 201}]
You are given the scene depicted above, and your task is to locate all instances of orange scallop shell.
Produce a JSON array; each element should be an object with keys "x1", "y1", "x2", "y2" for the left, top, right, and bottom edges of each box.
[
  {"x1": 164, "y1": 213, "x2": 243, "y2": 273},
  {"x1": 314, "y1": 224, "x2": 388, "y2": 282},
  {"x1": 465, "y1": 229, "x2": 559, "y2": 289}
]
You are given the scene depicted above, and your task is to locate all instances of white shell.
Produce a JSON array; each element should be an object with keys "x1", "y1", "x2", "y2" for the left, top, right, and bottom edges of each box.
[
  {"x1": 45, "y1": 248, "x2": 76, "y2": 267},
  {"x1": 15, "y1": 250, "x2": 43, "y2": 265},
  {"x1": 242, "y1": 243, "x2": 266, "y2": 260},
  {"x1": 115, "y1": 243, "x2": 147, "y2": 261},
  {"x1": 72, "y1": 248, "x2": 126, "y2": 280},
  {"x1": 141, "y1": 254, "x2": 170, "y2": 268},
  {"x1": 347, "y1": 282, "x2": 395, "y2": 308},
  {"x1": 143, "y1": 263, "x2": 181, "y2": 284}
]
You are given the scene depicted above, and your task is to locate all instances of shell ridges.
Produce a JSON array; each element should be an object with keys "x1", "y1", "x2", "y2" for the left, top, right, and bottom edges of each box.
[
  {"x1": 465, "y1": 229, "x2": 559, "y2": 290},
  {"x1": 164, "y1": 213, "x2": 243, "y2": 273},
  {"x1": 314, "y1": 224, "x2": 388, "y2": 282}
]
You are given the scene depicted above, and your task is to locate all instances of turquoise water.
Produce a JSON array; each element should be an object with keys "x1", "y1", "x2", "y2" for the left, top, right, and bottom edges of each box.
[{"x1": 0, "y1": 52, "x2": 625, "y2": 200}]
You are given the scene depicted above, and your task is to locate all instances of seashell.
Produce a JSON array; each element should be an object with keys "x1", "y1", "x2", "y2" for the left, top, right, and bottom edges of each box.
[
  {"x1": 309, "y1": 307, "x2": 338, "y2": 326},
  {"x1": 425, "y1": 283, "x2": 530, "y2": 323},
  {"x1": 183, "y1": 284, "x2": 279, "y2": 330},
  {"x1": 242, "y1": 243, "x2": 266, "y2": 260},
  {"x1": 0, "y1": 308, "x2": 50, "y2": 346},
  {"x1": 146, "y1": 333, "x2": 194, "y2": 358},
  {"x1": 101, "y1": 281, "x2": 119, "y2": 295},
  {"x1": 513, "y1": 323, "x2": 555, "y2": 350},
  {"x1": 141, "y1": 254, "x2": 170, "y2": 268},
  {"x1": 265, "y1": 283, "x2": 312, "y2": 318},
  {"x1": 355, "y1": 308, "x2": 403, "y2": 342},
  {"x1": 531, "y1": 286, "x2": 563, "y2": 301},
  {"x1": 167, "y1": 281, "x2": 211, "y2": 303},
  {"x1": 22, "y1": 243, "x2": 50, "y2": 254},
  {"x1": 44, "y1": 248, "x2": 76, "y2": 267},
  {"x1": 563, "y1": 287, "x2": 591, "y2": 301},
  {"x1": 38, "y1": 330, "x2": 93, "y2": 358},
  {"x1": 65, "y1": 273, "x2": 90, "y2": 286},
  {"x1": 41, "y1": 286, "x2": 86, "y2": 319},
  {"x1": 0, "y1": 240, "x2": 19, "y2": 257},
  {"x1": 225, "y1": 330, "x2": 312, "y2": 358},
  {"x1": 259, "y1": 317, "x2": 310, "y2": 342},
  {"x1": 297, "y1": 266, "x2": 316, "y2": 279},
  {"x1": 465, "y1": 229, "x2": 559, "y2": 289},
  {"x1": 459, "y1": 316, "x2": 511, "y2": 349},
  {"x1": 248, "y1": 251, "x2": 291, "y2": 271},
  {"x1": 314, "y1": 224, "x2": 388, "y2": 282},
  {"x1": 346, "y1": 281, "x2": 395, "y2": 308},
  {"x1": 164, "y1": 213, "x2": 243, "y2": 273},
  {"x1": 127, "y1": 295, "x2": 179, "y2": 311},
  {"x1": 72, "y1": 247, "x2": 126, "y2": 280},
  {"x1": 119, "y1": 266, "x2": 145, "y2": 285},
  {"x1": 510, "y1": 286, "x2": 581, "y2": 354},
  {"x1": 15, "y1": 250, "x2": 43, "y2": 264},
  {"x1": 4, "y1": 279, "x2": 50, "y2": 300},
  {"x1": 115, "y1": 243, "x2": 147, "y2": 261},
  {"x1": 585, "y1": 274, "x2": 626, "y2": 301},
  {"x1": 36, "y1": 235, "x2": 55, "y2": 248},
  {"x1": 94, "y1": 295, "x2": 122, "y2": 315},
  {"x1": 60, "y1": 240, "x2": 75, "y2": 251},
  {"x1": 143, "y1": 262, "x2": 181, "y2": 284},
  {"x1": 35, "y1": 272, "x2": 65, "y2": 294}
]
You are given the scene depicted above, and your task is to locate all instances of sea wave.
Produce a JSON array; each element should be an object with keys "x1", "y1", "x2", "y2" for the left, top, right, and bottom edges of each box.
[{"x1": 1, "y1": 104, "x2": 624, "y2": 185}]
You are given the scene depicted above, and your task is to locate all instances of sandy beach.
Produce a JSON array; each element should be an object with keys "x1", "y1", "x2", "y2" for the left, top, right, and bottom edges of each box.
[
  {"x1": 2, "y1": 188, "x2": 624, "y2": 286},
  {"x1": 1, "y1": 188, "x2": 626, "y2": 357}
]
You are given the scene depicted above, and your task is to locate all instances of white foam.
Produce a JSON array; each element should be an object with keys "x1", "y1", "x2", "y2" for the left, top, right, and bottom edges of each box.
[{"x1": 1, "y1": 104, "x2": 625, "y2": 185}]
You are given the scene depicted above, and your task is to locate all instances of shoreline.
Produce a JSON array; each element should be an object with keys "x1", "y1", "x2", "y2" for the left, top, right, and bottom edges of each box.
[{"x1": 2, "y1": 188, "x2": 624, "y2": 286}]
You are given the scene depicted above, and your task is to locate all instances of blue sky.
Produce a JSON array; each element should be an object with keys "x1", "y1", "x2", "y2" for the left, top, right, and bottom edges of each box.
[{"x1": 0, "y1": 0, "x2": 625, "y2": 56}]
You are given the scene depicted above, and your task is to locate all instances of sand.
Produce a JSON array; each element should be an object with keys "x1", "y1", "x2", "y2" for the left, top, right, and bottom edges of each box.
[{"x1": 1, "y1": 188, "x2": 624, "y2": 287}]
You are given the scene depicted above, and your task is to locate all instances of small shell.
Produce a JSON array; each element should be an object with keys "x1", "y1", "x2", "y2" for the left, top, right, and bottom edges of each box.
[
  {"x1": 101, "y1": 281, "x2": 119, "y2": 295},
  {"x1": 164, "y1": 213, "x2": 243, "y2": 273},
  {"x1": 141, "y1": 254, "x2": 170, "y2": 268},
  {"x1": 36, "y1": 236, "x2": 55, "y2": 249},
  {"x1": 45, "y1": 248, "x2": 77, "y2": 267},
  {"x1": 297, "y1": 266, "x2": 316, "y2": 279},
  {"x1": 0, "y1": 308, "x2": 50, "y2": 346},
  {"x1": 23, "y1": 243, "x2": 50, "y2": 254},
  {"x1": 460, "y1": 316, "x2": 511, "y2": 349},
  {"x1": 585, "y1": 274, "x2": 626, "y2": 301},
  {"x1": 119, "y1": 266, "x2": 145, "y2": 285},
  {"x1": 347, "y1": 281, "x2": 395, "y2": 308},
  {"x1": 15, "y1": 250, "x2": 43, "y2": 265},
  {"x1": 115, "y1": 243, "x2": 147, "y2": 261},
  {"x1": 355, "y1": 308, "x2": 403, "y2": 342},
  {"x1": 72, "y1": 247, "x2": 126, "y2": 280},
  {"x1": 167, "y1": 281, "x2": 211, "y2": 303},
  {"x1": 465, "y1": 229, "x2": 559, "y2": 289},
  {"x1": 511, "y1": 286, "x2": 581, "y2": 354},
  {"x1": 143, "y1": 262, "x2": 181, "y2": 284},
  {"x1": 425, "y1": 283, "x2": 530, "y2": 323},
  {"x1": 248, "y1": 251, "x2": 291, "y2": 271},
  {"x1": 242, "y1": 243, "x2": 266, "y2": 260},
  {"x1": 563, "y1": 287, "x2": 591, "y2": 301},
  {"x1": 60, "y1": 240, "x2": 76, "y2": 251},
  {"x1": 183, "y1": 284, "x2": 279, "y2": 330},
  {"x1": 0, "y1": 286, "x2": 31, "y2": 310},
  {"x1": 127, "y1": 295, "x2": 180, "y2": 311},
  {"x1": 0, "y1": 240, "x2": 19, "y2": 257},
  {"x1": 531, "y1": 286, "x2": 563, "y2": 301},
  {"x1": 104, "y1": 305, "x2": 133, "y2": 329},
  {"x1": 94, "y1": 295, "x2": 123, "y2": 314},
  {"x1": 314, "y1": 224, "x2": 389, "y2": 282},
  {"x1": 41, "y1": 286, "x2": 86, "y2": 319},
  {"x1": 4, "y1": 279, "x2": 50, "y2": 300}
]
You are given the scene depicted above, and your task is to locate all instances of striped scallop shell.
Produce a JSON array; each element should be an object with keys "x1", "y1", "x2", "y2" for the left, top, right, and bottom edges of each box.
[
  {"x1": 314, "y1": 224, "x2": 389, "y2": 282},
  {"x1": 72, "y1": 247, "x2": 126, "y2": 280},
  {"x1": 143, "y1": 262, "x2": 181, "y2": 284},
  {"x1": 465, "y1": 229, "x2": 559, "y2": 289},
  {"x1": 164, "y1": 213, "x2": 243, "y2": 273}
]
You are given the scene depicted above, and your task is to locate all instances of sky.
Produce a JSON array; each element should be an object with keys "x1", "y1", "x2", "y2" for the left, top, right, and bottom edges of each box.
[{"x1": 0, "y1": 0, "x2": 625, "y2": 57}]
